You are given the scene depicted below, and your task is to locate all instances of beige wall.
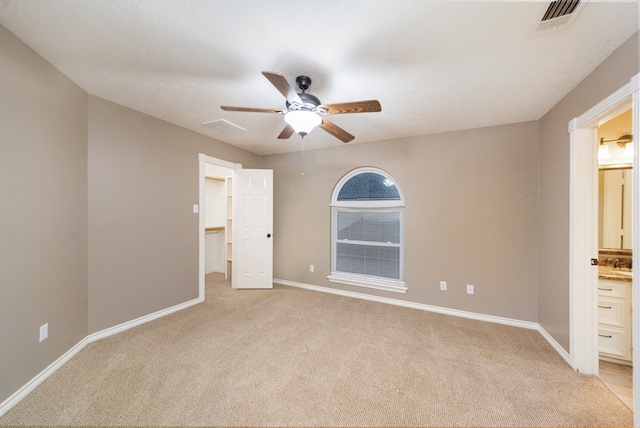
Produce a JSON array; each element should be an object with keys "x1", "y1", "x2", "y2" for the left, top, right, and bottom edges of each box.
[
  {"x1": 87, "y1": 96, "x2": 261, "y2": 333},
  {"x1": 0, "y1": 25, "x2": 89, "y2": 402},
  {"x1": 263, "y1": 121, "x2": 540, "y2": 321},
  {"x1": 0, "y1": 23, "x2": 261, "y2": 406},
  {"x1": 537, "y1": 32, "x2": 639, "y2": 352}
]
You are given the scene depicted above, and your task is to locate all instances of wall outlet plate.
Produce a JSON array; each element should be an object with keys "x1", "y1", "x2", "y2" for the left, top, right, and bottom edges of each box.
[
  {"x1": 440, "y1": 281, "x2": 447, "y2": 291},
  {"x1": 467, "y1": 284, "x2": 474, "y2": 295},
  {"x1": 310, "y1": 264, "x2": 314, "y2": 273}
]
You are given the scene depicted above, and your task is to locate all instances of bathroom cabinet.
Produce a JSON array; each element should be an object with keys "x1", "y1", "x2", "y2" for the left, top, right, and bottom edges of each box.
[{"x1": 598, "y1": 279, "x2": 632, "y2": 364}]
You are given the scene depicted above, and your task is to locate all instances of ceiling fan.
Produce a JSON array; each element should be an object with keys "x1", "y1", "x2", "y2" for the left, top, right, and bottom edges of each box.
[{"x1": 221, "y1": 71, "x2": 381, "y2": 143}]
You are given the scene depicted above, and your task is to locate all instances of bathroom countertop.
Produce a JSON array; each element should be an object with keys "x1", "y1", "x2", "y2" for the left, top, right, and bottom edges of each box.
[
  {"x1": 598, "y1": 251, "x2": 632, "y2": 282},
  {"x1": 598, "y1": 266, "x2": 632, "y2": 282}
]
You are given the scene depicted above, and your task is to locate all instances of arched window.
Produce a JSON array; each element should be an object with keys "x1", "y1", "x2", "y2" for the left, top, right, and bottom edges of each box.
[{"x1": 328, "y1": 167, "x2": 406, "y2": 293}]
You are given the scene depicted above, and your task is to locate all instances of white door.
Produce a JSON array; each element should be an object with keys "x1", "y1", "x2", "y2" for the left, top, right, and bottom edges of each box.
[{"x1": 233, "y1": 169, "x2": 273, "y2": 289}]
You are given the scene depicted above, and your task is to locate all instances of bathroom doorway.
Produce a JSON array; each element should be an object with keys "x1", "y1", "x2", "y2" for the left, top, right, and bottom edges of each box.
[
  {"x1": 569, "y1": 73, "x2": 639, "y2": 423},
  {"x1": 596, "y1": 109, "x2": 633, "y2": 409}
]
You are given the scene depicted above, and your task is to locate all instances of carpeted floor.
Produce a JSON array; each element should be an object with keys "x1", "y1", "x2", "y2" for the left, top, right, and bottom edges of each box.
[{"x1": 0, "y1": 273, "x2": 633, "y2": 426}]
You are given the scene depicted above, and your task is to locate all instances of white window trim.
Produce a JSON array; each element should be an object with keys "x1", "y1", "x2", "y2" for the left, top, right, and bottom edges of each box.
[
  {"x1": 331, "y1": 201, "x2": 405, "y2": 208},
  {"x1": 329, "y1": 167, "x2": 406, "y2": 293},
  {"x1": 327, "y1": 272, "x2": 407, "y2": 293}
]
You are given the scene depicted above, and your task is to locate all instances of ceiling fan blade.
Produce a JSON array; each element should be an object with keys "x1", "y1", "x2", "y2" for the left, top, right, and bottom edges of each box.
[
  {"x1": 221, "y1": 106, "x2": 283, "y2": 114},
  {"x1": 319, "y1": 100, "x2": 382, "y2": 114},
  {"x1": 277, "y1": 124, "x2": 295, "y2": 139},
  {"x1": 319, "y1": 118, "x2": 355, "y2": 143},
  {"x1": 262, "y1": 71, "x2": 303, "y2": 106}
]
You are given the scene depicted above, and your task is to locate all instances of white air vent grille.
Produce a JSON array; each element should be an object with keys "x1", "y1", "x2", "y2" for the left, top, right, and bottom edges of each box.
[
  {"x1": 202, "y1": 119, "x2": 245, "y2": 134},
  {"x1": 536, "y1": 0, "x2": 584, "y2": 32},
  {"x1": 541, "y1": 0, "x2": 580, "y2": 22}
]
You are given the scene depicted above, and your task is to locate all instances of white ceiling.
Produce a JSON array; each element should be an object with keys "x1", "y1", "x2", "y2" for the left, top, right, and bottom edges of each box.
[{"x1": 1, "y1": 1, "x2": 638, "y2": 155}]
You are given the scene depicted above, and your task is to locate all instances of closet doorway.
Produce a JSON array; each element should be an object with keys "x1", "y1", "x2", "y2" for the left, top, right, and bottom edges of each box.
[
  {"x1": 198, "y1": 154, "x2": 241, "y2": 300},
  {"x1": 204, "y1": 164, "x2": 234, "y2": 276}
]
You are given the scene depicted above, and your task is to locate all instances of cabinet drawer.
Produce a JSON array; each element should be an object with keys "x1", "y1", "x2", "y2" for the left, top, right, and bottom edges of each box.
[
  {"x1": 598, "y1": 326, "x2": 631, "y2": 361},
  {"x1": 597, "y1": 280, "x2": 630, "y2": 299},
  {"x1": 597, "y1": 297, "x2": 628, "y2": 328}
]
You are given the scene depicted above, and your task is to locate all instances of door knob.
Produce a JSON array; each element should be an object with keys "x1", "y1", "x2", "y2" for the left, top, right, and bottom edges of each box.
[{"x1": 267, "y1": 233, "x2": 272, "y2": 238}]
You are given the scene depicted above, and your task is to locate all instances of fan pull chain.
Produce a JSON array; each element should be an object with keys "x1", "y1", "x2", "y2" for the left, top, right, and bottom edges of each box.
[{"x1": 300, "y1": 139, "x2": 305, "y2": 177}]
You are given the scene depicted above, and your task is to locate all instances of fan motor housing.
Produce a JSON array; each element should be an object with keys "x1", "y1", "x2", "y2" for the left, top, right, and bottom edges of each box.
[{"x1": 287, "y1": 92, "x2": 321, "y2": 111}]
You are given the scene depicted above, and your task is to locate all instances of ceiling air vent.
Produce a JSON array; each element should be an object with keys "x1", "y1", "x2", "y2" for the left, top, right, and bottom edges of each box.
[
  {"x1": 536, "y1": 0, "x2": 585, "y2": 32},
  {"x1": 541, "y1": 0, "x2": 580, "y2": 22},
  {"x1": 201, "y1": 119, "x2": 245, "y2": 134}
]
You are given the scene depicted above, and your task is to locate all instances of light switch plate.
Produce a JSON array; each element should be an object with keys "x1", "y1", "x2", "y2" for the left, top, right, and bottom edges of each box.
[
  {"x1": 39, "y1": 323, "x2": 48, "y2": 342},
  {"x1": 193, "y1": 204, "x2": 199, "y2": 213}
]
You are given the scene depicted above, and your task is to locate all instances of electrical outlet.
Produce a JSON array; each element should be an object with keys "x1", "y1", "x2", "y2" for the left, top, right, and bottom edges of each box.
[
  {"x1": 39, "y1": 323, "x2": 48, "y2": 342},
  {"x1": 467, "y1": 284, "x2": 474, "y2": 295},
  {"x1": 440, "y1": 281, "x2": 447, "y2": 291},
  {"x1": 310, "y1": 264, "x2": 314, "y2": 273}
]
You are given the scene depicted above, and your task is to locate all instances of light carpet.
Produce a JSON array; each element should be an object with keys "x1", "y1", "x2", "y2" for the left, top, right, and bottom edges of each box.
[{"x1": 0, "y1": 273, "x2": 633, "y2": 426}]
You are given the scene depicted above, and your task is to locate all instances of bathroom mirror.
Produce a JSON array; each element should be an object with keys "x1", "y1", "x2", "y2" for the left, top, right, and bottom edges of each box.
[{"x1": 598, "y1": 167, "x2": 632, "y2": 250}]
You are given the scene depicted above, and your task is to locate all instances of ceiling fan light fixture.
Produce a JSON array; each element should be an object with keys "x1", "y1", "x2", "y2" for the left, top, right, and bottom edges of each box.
[{"x1": 284, "y1": 110, "x2": 322, "y2": 137}]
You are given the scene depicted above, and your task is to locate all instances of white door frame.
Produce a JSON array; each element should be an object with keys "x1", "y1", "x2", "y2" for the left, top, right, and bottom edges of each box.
[
  {"x1": 198, "y1": 153, "x2": 242, "y2": 300},
  {"x1": 569, "y1": 73, "x2": 639, "y2": 421}
]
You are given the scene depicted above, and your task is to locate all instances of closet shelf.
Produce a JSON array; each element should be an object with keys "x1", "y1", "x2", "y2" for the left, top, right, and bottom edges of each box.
[
  {"x1": 205, "y1": 226, "x2": 225, "y2": 233},
  {"x1": 205, "y1": 176, "x2": 225, "y2": 182}
]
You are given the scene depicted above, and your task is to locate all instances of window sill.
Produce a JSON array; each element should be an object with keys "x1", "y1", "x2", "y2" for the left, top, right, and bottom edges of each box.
[{"x1": 327, "y1": 273, "x2": 407, "y2": 293}]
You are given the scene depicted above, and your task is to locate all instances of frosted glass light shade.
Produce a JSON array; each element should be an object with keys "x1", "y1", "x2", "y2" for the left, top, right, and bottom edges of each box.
[
  {"x1": 623, "y1": 142, "x2": 634, "y2": 159},
  {"x1": 284, "y1": 111, "x2": 322, "y2": 136},
  {"x1": 598, "y1": 144, "x2": 611, "y2": 160}
]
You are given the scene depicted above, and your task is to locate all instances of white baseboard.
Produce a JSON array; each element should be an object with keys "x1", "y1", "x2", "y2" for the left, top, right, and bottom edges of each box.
[
  {"x1": 274, "y1": 278, "x2": 571, "y2": 364},
  {"x1": 0, "y1": 337, "x2": 90, "y2": 418},
  {"x1": 86, "y1": 296, "x2": 202, "y2": 343},
  {"x1": 0, "y1": 296, "x2": 202, "y2": 418},
  {"x1": 537, "y1": 325, "x2": 572, "y2": 367},
  {"x1": 274, "y1": 278, "x2": 538, "y2": 330}
]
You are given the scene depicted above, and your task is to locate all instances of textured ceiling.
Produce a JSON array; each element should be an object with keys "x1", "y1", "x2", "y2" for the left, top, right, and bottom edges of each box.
[{"x1": 1, "y1": 0, "x2": 638, "y2": 155}]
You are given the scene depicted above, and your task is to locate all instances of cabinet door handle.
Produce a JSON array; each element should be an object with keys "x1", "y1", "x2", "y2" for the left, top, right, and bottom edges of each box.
[
  {"x1": 599, "y1": 334, "x2": 613, "y2": 338},
  {"x1": 598, "y1": 305, "x2": 612, "y2": 309},
  {"x1": 598, "y1": 287, "x2": 613, "y2": 291}
]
